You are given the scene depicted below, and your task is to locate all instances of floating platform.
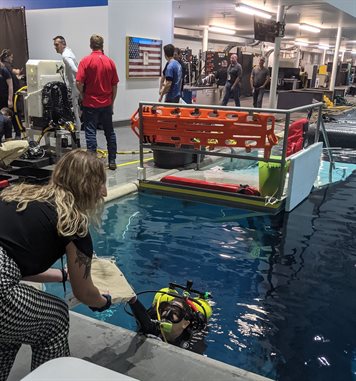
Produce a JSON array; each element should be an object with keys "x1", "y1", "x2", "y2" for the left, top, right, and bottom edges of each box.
[{"x1": 139, "y1": 179, "x2": 284, "y2": 214}]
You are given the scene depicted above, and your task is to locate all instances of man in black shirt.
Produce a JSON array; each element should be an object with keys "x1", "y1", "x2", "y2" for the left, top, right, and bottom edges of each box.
[
  {"x1": 174, "y1": 48, "x2": 187, "y2": 93},
  {"x1": 221, "y1": 54, "x2": 243, "y2": 107}
]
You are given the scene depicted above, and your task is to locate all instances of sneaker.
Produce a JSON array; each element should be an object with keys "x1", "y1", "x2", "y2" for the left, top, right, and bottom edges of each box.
[{"x1": 108, "y1": 162, "x2": 117, "y2": 171}]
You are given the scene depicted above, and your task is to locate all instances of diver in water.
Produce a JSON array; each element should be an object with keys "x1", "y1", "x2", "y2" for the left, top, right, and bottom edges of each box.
[{"x1": 128, "y1": 281, "x2": 212, "y2": 353}]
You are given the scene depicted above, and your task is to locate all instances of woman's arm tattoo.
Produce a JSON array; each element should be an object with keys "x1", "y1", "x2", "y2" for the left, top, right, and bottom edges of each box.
[{"x1": 75, "y1": 249, "x2": 91, "y2": 279}]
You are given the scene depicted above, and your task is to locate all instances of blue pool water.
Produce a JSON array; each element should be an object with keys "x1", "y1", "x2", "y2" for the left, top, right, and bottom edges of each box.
[{"x1": 48, "y1": 158, "x2": 356, "y2": 381}]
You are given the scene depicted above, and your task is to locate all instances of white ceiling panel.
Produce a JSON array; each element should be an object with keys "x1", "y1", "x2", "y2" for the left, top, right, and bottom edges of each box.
[{"x1": 173, "y1": 0, "x2": 356, "y2": 49}]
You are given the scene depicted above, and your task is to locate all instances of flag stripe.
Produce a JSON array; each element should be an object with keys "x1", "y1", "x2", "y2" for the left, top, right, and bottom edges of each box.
[
  {"x1": 138, "y1": 52, "x2": 161, "y2": 57},
  {"x1": 129, "y1": 72, "x2": 160, "y2": 76},
  {"x1": 130, "y1": 69, "x2": 161, "y2": 74},
  {"x1": 139, "y1": 47, "x2": 161, "y2": 52},
  {"x1": 129, "y1": 59, "x2": 161, "y2": 64},
  {"x1": 129, "y1": 65, "x2": 161, "y2": 69}
]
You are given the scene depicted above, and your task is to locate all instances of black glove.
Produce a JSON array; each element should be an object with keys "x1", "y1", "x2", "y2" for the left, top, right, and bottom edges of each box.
[
  {"x1": 89, "y1": 294, "x2": 112, "y2": 312},
  {"x1": 128, "y1": 298, "x2": 157, "y2": 334}
]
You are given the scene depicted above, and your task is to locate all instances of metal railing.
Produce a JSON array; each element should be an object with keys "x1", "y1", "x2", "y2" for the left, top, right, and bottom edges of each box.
[{"x1": 137, "y1": 101, "x2": 330, "y2": 200}]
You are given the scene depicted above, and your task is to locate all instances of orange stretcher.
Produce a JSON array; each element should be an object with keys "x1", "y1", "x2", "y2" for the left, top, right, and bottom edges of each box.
[{"x1": 131, "y1": 105, "x2": 278, "y2": 159}]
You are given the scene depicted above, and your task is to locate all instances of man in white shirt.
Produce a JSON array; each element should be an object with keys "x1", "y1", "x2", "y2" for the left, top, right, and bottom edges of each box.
[{"x1": 53, "y1": 36, "x2": 81, "y2": 130}]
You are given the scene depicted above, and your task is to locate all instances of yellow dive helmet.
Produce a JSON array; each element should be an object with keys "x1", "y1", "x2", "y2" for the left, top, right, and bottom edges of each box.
[
  {"x1": 152, "y1": 287, "x2": 179, "y2": 306},
  {"x1": 189, "y1": 297, "x2": 212, "y2": 320},
  {"x1": 153, "y1": 288, "x2": 212, "y2": 320}
]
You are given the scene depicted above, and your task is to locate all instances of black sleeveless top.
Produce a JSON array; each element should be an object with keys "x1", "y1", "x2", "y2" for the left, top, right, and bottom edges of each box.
[{"x1": 0, "y1": 200, "x2": 93, "y2": 276}]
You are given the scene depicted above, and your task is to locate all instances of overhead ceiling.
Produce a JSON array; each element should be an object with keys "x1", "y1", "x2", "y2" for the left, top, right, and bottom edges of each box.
[{"x1": 173, "y1": 0, "x2": 356, "y2": 50}]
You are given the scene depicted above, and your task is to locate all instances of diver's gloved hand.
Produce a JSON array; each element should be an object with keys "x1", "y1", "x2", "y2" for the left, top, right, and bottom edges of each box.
[
  {"x1": 128, "y1": 297, "x2": 157, "y2": 334},
  {"x1": 89, "y1": 294, "x2": 112, "y2": 312}
]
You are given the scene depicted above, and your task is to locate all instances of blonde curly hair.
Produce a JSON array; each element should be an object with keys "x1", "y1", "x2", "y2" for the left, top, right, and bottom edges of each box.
[{"x1": 0, "y1": 149, "x2": 106, "y2": 237}]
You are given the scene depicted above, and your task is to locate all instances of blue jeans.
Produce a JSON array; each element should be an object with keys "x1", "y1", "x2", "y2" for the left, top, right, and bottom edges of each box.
[
  {"x1": 82, "y1": 106, "x2": 117, "y2": 163},
  {"x1": 165, "y1": 96, "x2": 180, "y2": 103},
  {"x1": 253, "y1": 87, "x2": 265, "y2": 108},
  {"x1": 221, "y1": 82, "x2": 240, "y2": 107}
]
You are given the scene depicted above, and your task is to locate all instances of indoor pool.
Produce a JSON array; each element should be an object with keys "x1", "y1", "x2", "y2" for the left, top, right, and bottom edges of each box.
[{"x1": 47, "y1": 157, "x2": 356, "y2": 381}]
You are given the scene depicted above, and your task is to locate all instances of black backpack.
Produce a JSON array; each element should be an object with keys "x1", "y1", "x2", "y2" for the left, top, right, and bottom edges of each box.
[{"x1": 42, "y1": 81, "x2": 74, "y2": 124}]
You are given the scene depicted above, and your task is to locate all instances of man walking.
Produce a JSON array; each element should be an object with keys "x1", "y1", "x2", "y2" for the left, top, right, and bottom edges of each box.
[
  {"x1": 53, "y1": 36, "x2": 81, "y2": 130},
  {"x1": 221, "y1": 54, "x2": 242, "y2": 107},
  {"x1": 76, "y1": 35, "x2": 119, "y2": 170},
  {"x1": 159, "y1": 44, "x2": 182, "y2": 103},
  {"x1": 250, "y1": 57, "x2": 270, "y2": 108},
  {"x1": 215, "y1": 59, "x2": 228, "y2": 101}
]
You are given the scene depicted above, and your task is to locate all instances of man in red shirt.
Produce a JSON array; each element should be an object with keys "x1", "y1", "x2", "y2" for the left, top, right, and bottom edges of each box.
[{"x1": 76, "y1": 35, "x2": 119, "y2": 170}]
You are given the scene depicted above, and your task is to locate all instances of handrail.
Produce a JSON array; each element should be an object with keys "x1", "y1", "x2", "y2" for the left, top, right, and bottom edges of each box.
[
  {"x1": 138, "y1": 101, "x2": 324, "y2": 115},
  {"x1": 131, "y1": 106, "x2": 279, "y2": 160},
  {"x1": 134, "y1": 101, "x2": 326, "y2": 202}
]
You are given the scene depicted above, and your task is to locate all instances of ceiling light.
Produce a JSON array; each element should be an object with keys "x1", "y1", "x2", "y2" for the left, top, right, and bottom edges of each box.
[
  {"x1": 299, "y1": 24, "x2": 321, "y2": 33},
  {"x1": 235, "y1": 3, "x2": 272, "y2": 19},
  {"x1": 208, "y1": 26, "x2": 236, "y2": 35},
  {"x1": 295, "y1": 41, "x2": 309, "y2": 47},
  {"x1": 317, "y1": 44, "x2": 330, "y2": 50}
]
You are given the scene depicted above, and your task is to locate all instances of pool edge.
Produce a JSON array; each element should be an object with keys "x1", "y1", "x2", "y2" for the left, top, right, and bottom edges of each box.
[{"x1": 9, "y1": 311, "x2": 275, "y2": 381}]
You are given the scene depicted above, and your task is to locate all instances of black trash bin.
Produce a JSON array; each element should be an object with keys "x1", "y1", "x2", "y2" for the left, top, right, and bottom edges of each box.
[
  {"x1": 152, "y1": 143, "x2": 195, "y2": 169},
  {"x1": 9, "y1": 167, "x2": 52, "y2": 184}
]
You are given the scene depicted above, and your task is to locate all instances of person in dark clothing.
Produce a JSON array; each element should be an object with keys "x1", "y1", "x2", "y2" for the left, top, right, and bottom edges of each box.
[
  {"x1": 0, "y1": 149, "x2": 113, "y2": 379},
  {"x1": 215, "y1": 59, "x2": 228, "y2": 101},
  {"x1": 0, "y1": 62, "x2": 13, "y2": 110},
  {"x1": 221, "y1": 54, "x2": 243, "y2": 107},
  {"x1": 0, "y1": 50, "x2": 22, "y2": 94},
  {"x1": 173, "y1": 48, "x2": 187, "y2": 93},
  {"x1": 0, "y1": 50, "x2": 23, "y2": 138}
]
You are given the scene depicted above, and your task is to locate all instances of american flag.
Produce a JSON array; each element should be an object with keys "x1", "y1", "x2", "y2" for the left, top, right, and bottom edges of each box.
[{"x1": 127, "y1": 37, "x2": 162, "y2": 78}]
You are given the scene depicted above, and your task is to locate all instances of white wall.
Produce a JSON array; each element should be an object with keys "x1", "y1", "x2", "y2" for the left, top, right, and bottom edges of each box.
[
  {"x1": 26, "y1": 7, "x2": 108, "y2": 61},
  {"x1": 327, "y1": 0, "x2": 356, "y2": 17},
  {"x1": 25, "y1": 1, "x2": 173, "y2": 122},
  {"x1": 109, "y1": 0, "x2": 173, "y2": 121}
]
